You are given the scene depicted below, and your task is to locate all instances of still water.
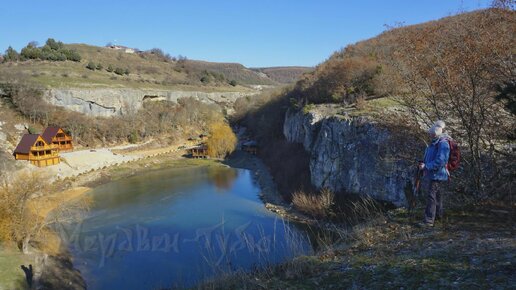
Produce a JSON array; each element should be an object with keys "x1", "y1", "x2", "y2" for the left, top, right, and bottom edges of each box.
[{"x1": 60, "y1": 164, "x2": 311, "y2": 289}]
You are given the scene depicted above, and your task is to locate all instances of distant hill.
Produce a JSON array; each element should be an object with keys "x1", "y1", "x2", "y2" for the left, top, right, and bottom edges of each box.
[
  {"x1": 251, "y1": 66, "x2": 313, "y2": 84},
  {"x1": 0, "y1": 43, "x2": 295, "y2": 90}
]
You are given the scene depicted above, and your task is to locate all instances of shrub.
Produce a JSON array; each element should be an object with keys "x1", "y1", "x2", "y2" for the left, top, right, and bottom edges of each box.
[
  {"x1": 3, "y1": 46, "x2": 20, "y2": 62},
  {"x1": 128, "y1": 131, "x2": 139, "y2": 143},
  {"x1": 20, "y1": 45, "x2": 42, "y2": 60},
  {"x1": 45, "y1": 38, "x2": 63, "y2": 50},
  {"x1": 107, "y1": 64, "x2": 114, "y2": 72},
  {"x1": 114, "y1": 67, "x2": 125, "y2": 75},
  {"x1": 206, "y1": 122, "x2": 237, "y2": 158},
  {"x1": 292, "y1": 188, "x2": 335, "y2": 218},
  {"x1": 16, "y1": 38, "x2": 81, "y2": 62},
  {"x1": 229, "y1": 80, "x2": 237, "y2": 86},
  {"x1": 96, "y1": 63, "x2": 103, "y2": 70},
  {"x1": 86, "y1": 61, "x2": 96, "y2": 70},
  {"x1": 27, "y1": 125, "x2": 37, "y2": 134}
]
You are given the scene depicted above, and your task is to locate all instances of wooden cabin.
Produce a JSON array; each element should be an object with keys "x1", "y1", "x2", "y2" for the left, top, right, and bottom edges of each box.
[
  {"x1": 42, "y1": 126, "x2": 73, "y2": 152},
  {"x1": 242, "y1": 140, "x2": 258, "y2": 155},
  {"x1": 13, "y1": 134, "x2": 60, "y2": 167},
  {"x1": 188, "y1": 144, "x2": 209, "y2": 159}
]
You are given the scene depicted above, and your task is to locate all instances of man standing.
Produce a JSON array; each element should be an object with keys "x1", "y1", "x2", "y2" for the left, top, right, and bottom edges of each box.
[{"x1": 418, "y1": 120, "x2": 451, "y2": 227}]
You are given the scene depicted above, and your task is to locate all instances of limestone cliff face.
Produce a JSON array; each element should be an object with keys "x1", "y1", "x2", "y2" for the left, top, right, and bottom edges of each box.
[
  {"x1": 284, "y1": 109, "x2": 411, "y2": 207},
  {"x1": 44, "y1": 88, "x2": 256, "y2": 117}
]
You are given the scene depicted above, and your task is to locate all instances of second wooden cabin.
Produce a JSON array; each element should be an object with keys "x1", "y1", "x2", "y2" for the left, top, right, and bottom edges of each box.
[{"x1": 42, "y1": 126, "x2": 73, "y2": 152}]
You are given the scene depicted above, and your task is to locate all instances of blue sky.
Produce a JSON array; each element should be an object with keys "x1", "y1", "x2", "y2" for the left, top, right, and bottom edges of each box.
[{"x1": 1, "y1": 0, "x2": 491, "y2": 67}]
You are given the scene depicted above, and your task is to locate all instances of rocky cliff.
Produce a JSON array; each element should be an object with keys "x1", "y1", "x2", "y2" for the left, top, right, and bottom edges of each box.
[
  {"x1": 44, "y1": 88, "x2": 257, "y2": 117},
  {"x1": 284, "y1": 108, "x2": 412, "y2": 207}
]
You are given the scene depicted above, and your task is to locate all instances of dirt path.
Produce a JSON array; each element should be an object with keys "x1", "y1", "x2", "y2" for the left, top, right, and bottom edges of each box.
[{"x1": 31, "y1": 140, "x2": 194, "y2": 181}]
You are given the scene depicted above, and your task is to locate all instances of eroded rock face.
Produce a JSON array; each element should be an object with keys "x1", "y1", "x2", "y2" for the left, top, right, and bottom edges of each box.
[
  {"x1": 44, "y1": 88, "x2": 257, "y2": 117},
  {"x1": 284, "y1": 109, "x2": 411, "y2": 207}
]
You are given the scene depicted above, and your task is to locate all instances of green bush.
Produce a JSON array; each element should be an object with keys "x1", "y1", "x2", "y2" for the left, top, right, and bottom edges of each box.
[
  {"x1": 128, "y1": 131, "x2": 139, "y2": 144},
  {"x1": 4, "y1": 46, "x2": 20, "y2": 62},
  {"x1": 96, "y1": 63, "x2": 103, "y2": 70},
  {"x1": 45, "y1": 38, "x2": 63, "y2": 50},
  {"x1": 86, "y1": 61, "x2": 96, "y2": 70},
  {"x1": 27, "y1": 125, "x2": 37, "y2": 134},
  {"x1": 107, "y1": 65, "x2": 114, "y2": 72},
  {"x1": 229, "y1": 80, "x2": 237, "y2": 86},
  {"x1": 62, "y1": 49, "x2": 81, "y2": 62},
  {"x1": 114, "y1": 67, "x2": 125, "y2": 75},
  {"x1": 15, "y1": 38, "x2": 81, "y2": 62},
  {"x1": 20, "y1": 45, "x2": 42, "y2": 60}
]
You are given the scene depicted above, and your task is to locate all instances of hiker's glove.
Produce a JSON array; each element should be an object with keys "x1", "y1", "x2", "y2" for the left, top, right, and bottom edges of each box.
[{"x1": 418, "y1": 163, "x2": 425, "y2": 170}]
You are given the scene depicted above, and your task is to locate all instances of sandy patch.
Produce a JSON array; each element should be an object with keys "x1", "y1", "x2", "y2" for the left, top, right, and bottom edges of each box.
[{"x1": 28, "y1": 186, "x2": 91, "y2": 219}]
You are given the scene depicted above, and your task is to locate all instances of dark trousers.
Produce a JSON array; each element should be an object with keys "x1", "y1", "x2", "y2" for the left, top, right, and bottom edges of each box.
[{"x1": 423, "y1": 180, "x2": 444, "y2": 224}]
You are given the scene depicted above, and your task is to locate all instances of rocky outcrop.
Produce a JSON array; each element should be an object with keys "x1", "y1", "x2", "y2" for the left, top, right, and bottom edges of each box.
[
  {"x1": 284, "y1": 109, "x2": 412, "y2": 207},
  {"x1": 44, "y1": 88, "x2": 257, "y2": 117},
  {"x1": 283, "y1": 109, "x2": 324, "y2": 151}
]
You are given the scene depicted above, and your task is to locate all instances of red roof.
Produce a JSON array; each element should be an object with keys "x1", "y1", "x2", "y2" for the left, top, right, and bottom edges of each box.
[
  {"x1": 41, "y1": 126, "x2": 62, "y2": 144},
  {"x1": 13, "y1": 134, "x2": 42, "y2": 154}
]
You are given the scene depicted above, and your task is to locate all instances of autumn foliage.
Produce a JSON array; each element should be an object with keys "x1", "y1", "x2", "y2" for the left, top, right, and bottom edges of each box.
[{"x1": 206, "y1": 122, "x2": 237, "y2": 158}]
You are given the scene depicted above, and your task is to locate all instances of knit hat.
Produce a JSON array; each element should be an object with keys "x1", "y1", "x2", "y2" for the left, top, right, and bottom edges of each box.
[{"x1": 428, "y1": 120, "x2": 445, "y2": 137}]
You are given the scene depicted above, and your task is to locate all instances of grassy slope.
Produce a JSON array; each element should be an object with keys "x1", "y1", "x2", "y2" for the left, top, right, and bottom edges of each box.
[
  {"x1": 251, "y1": 66, "x2": 314, "y2": 84},
  {"x1": 0, "y1": 245, "x2": 32, "y2": 290},
  {"x1": 294, "y1": 8, "x2": 515, "y2": 105},
  {"x1": 206, "y1": 207, "x2": 515, "y2": 289},
  {"x1": 0, "y1": 43, "x2": 280, "y2": 90}
]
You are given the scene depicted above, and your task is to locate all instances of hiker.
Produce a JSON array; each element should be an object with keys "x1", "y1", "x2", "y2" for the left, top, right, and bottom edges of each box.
[
  {"x1": 21, "y1": 264, "x2": 33, "y2": 288},
  {"x1": 418, "y1": 120, "x2": 450, "y2": 227}
]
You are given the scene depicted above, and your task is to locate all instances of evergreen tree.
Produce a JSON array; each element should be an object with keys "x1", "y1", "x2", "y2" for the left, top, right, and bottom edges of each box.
[{"x1": 4, "y1": 46, "x2": 19, "y2": 62}]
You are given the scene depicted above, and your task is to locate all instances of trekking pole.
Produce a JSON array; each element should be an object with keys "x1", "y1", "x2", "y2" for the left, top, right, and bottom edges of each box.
[{"x1": 409, "y1": 160, "x2": 424, "y2": 212}]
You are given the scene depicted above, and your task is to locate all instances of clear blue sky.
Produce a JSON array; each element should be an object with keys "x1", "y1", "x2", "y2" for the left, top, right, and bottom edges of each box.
[{"x1": 1, "y1": 0, "x2": 491, "y2": 67}]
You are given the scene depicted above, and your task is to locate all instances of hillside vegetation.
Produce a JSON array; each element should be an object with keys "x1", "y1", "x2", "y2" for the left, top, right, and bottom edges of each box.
[
  {"x1": 251, "y1": 66, "x2": 313, "y2": 84},
  {"x1": 294, "y1": 9, "x2": 514, "y2": 105},
  {"x1": 0, "y1": 42, "x2": 307, "y2": 90},
  {"x1": 235, "y1": 8, "x2": 515, "y2": 204}
]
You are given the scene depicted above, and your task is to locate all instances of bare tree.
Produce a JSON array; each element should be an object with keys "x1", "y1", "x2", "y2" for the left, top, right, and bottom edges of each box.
[
  {"x1": 0, "y1": 171, "x2": 90, "y2": 254},
  {"x1": 393, "y1": 9, "x2": 516, "y2": 197}
]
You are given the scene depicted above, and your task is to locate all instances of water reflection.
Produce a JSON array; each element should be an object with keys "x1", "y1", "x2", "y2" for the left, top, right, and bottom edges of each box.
[
  {"x1": 62, "y1": 165, "x2": 311, "y2": 289},
  {"x1": 207, "y1": 166, "x2": 238, "y2": 191}
]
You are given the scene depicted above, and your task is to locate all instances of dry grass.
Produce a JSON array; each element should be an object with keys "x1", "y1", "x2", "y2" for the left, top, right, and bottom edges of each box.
[
  {"x1": 0, "y1": 171, "x2": 91, "y2": 254},
  {"x1": 0, "y1": 43, "x2": 279, "y2": 89},
  {"x1": 343, "y1": 195, "x2": 384, "y2": 224},
  {"x1": 292, "y1": 188, "x2": 335, "y2": 219}
]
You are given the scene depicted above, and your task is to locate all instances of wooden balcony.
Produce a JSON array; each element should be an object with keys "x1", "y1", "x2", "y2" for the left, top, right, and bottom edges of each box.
[
  {"x1": 29, "y1": 152, "x2": 59, "y2": 161},
  {"x1": 54, "y1": 136, "x2": 73, "y2": 142},
  {"x1": 30, "y1": 144, "x2": 58, "y2": 151}
]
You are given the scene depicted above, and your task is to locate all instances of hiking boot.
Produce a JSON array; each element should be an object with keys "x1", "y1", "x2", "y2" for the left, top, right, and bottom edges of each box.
[{"x1": 417, "y1": 222, "x2": 434, "y2": 228}]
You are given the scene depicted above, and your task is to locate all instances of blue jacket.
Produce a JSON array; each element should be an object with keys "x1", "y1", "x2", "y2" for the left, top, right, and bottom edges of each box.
[{"x1": 423, "y1": 136, "x2": 450, "y2": 181}]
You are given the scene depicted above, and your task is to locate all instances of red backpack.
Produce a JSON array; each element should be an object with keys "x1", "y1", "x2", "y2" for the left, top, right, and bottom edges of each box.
[{"x1": 441, "y1": 138, "x2": 460, "y2": 171}]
